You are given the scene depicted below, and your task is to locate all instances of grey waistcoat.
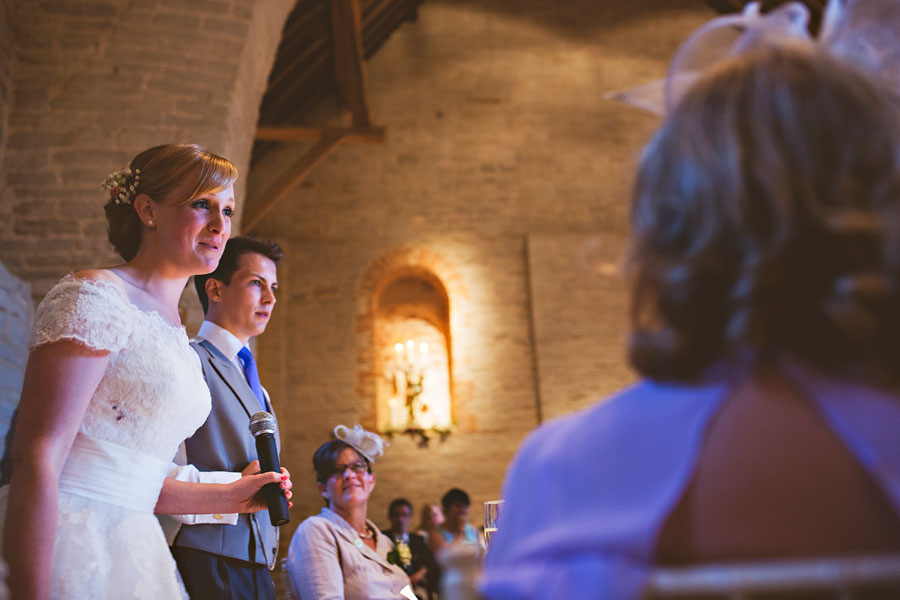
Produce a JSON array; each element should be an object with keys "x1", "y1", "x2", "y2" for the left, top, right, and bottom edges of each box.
[{"x1": 173, "y1": 339, "x2": 281, "y2": 567}]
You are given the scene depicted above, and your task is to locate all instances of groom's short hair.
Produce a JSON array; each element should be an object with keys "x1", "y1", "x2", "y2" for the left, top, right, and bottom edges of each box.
[{"x1": 194, "y1": 236, "x2": 284, "y2": 314}]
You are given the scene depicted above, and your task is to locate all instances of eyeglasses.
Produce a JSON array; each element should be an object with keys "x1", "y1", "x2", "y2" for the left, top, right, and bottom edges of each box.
[{"x1": 330, "y1": 462, "x2": 369, "y2": 477}]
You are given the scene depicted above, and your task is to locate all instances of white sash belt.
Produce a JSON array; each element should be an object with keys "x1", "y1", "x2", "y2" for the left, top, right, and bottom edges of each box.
[{"x1": 59, "y1": 435, "x2": 170, "y2": 513}]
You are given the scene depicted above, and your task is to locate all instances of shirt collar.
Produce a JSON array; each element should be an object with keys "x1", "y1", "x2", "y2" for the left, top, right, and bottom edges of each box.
[
  {"x1": 196, "y1": 320, "x2": 246, "y2": 361},
  {"x1": 392, "y1": 531, "x2": 409, "y2": 544}
]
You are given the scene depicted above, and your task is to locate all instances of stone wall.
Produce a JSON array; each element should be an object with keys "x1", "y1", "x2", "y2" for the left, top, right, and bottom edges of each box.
[
  {"x1": 0, "y1": 259, "x2": 31, "y2": 444},
  {"x1": 0, "y1": 0, "x2": 15, "y2": 194},
  {"x1": 249, "y1": 0, "x2": 712, "y2": 535},
  {"x1": 528, "y1": 232, "x2": 633, "y2": 421},
  {"x1": 0, "y1": 0, "x2": 294, "y2": 301}
]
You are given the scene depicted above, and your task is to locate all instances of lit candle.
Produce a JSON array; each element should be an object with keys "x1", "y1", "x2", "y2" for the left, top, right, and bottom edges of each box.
[{"x1": 388, "y1": 396, "x2": 404, "y2": 429}]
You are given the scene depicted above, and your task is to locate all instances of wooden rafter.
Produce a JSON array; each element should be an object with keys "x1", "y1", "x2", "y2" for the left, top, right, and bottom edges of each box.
[
  {"x1": 243, "y1": 0, "x2": 390, "y2": 233},
  {"x1": 241, "y1": 130, "x2": 347, "y2": 233},
  {"x1": 255, "y1": 125, "x2": 385, "y2": 144},
  {"x1": 331, "y1": 0, "x2": 371, "y2": 127}
]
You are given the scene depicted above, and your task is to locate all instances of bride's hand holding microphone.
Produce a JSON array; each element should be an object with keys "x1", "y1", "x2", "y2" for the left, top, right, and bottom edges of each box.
[{"x1": 236, "y1": 459, "x2": 293, "y2": 515}]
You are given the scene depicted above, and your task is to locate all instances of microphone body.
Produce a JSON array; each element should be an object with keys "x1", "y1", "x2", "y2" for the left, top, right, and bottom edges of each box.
[{"x1": 249, "y1": 412, "x2": 290, "y2": 526}]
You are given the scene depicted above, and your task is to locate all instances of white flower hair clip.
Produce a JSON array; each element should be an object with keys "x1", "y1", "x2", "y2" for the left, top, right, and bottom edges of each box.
[
  {"x1": 334, "y1": 424, "x2": 387, "y2": 463},
  {"x1": 101, "y1": 165, "x2": 141, "y2": 205}
]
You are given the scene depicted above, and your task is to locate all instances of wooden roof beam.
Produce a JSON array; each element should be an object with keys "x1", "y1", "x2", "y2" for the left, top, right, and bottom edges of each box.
[
  {"x1": 331, "y1": 0, "x2": 372, "y2": 127},
  {"x1": 255, "y1": 125, "x2": 385, "y2": 144},
  {"x1": 241, "y1": 130, "x2": 347, "y2": 233},
  {"x1": 245, "y1": 0, "x2": 389, "y2": 233}
]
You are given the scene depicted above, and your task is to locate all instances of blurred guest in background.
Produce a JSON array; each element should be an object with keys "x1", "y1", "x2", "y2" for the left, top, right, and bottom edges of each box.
[
  {"x1": 481, "y1": 5, "x2": 900, "y2": 599},
  {"x1": 430, "y1": 488, "x2": 481, "y2": 554},
  {"x1": 416, "y1": 503, "x2": 444, "y2": 543},
  {"x1": 416, "y1": 503, "x2": 445, "y2": 598},
  {"x1": 383, "y1": 497, "x2": 435, "y2": 599}
]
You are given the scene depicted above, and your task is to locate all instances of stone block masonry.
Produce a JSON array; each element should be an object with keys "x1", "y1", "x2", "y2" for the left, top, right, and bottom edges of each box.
[{"x1": 0, "y1": 259, "x2": 32, "y2": 445}]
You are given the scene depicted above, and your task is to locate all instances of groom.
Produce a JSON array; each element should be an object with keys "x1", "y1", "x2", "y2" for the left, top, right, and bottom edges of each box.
[{"x1": 171, "y1": 236, "x2": 285, "y2": 600}]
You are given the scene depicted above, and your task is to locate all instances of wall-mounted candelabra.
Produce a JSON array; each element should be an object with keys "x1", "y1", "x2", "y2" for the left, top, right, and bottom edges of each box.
[{"x1": 385, "y1": 339, "x2": 451, "y2": 446}]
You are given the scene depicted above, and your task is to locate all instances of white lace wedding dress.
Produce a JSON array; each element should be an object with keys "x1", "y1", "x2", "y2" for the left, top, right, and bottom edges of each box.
[{"x1": 0, "y1": 274, "x2": 211, "y2": 599}]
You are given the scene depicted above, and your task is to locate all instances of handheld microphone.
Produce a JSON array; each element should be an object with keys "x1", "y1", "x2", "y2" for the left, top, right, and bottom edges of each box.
[{"x1": 249, "y1": 411, "x2": 290, "y2": 526}]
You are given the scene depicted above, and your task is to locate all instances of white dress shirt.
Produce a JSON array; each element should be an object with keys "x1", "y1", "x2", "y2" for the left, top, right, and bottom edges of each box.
[
  {"x1": 195, "y1": 320, "x2": 271, "y2": 407},
  {"x1": 163, "y1": 321, "x2": 271, "y2": 535}
]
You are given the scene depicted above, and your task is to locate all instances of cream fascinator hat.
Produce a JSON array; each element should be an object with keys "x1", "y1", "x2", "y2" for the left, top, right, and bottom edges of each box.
[
  {"x1": 334, "y1": 424, "x2": 387, "y2": 463},
  {"x1": 609, "y1": 0, "x2": 900, "y2": 115}
]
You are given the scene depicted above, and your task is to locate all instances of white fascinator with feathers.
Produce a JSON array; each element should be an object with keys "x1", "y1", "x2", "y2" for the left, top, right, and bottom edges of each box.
[
  {"x1": 609, "y1": 0, "x2": 900, "y2": 115},
  {"x1": 334, "y1": 424, "x2": 387, "y2": 463}
]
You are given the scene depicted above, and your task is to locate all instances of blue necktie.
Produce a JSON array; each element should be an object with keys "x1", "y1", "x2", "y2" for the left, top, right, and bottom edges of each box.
[{"x1": 237, "y1": 347, "x2": 267, "y2": 412}]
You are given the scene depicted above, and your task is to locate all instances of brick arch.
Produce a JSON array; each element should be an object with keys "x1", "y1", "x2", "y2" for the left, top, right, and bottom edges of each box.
[
  {"x1": 0, "y1": 0, "x2": 295, "y2": 298},
  {"x1": 356, "y1": 246, "x2": 472, "y2": 430},
  {"x1": 378, "y1": 272, "x2": 450, "y2": 337}
]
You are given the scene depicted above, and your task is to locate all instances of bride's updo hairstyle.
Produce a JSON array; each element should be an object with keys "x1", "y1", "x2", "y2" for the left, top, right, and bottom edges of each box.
[
  {"x1": 104, "y1": 143, "x2": 238, "y2": 261},
  {"x1": 627, "y1": 45, "x2": 900, "y2": 383}
]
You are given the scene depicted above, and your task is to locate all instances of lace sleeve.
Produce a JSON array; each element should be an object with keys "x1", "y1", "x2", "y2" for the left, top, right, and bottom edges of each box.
[{"x1": 30, "y1": 275, "x2": 134, "y2": 353}]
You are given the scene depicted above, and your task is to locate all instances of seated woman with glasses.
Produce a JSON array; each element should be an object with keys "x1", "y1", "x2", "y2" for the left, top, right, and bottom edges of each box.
[{"x1": 287, "y1": 425, "x2": 410, "y2": 600}]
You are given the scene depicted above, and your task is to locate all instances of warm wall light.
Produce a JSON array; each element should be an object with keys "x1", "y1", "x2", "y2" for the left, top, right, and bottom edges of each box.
[
  {"x1": 369, "y1": 264, "x2": 454, "y2": 445},
  {"x1": 381, "y1": 324, "x2": 452, "y2": 446},
  {"x1": 386, "y1": 339, "x2": 427, "y2": 430}
]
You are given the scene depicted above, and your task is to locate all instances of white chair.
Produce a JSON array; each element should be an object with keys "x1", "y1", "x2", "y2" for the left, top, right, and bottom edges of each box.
[{"x1": 645, "y1": 554, "x2": 900, "y2": 599}]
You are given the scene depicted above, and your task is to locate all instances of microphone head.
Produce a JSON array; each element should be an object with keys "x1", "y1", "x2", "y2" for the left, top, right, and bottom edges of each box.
[{"x1": 249, "y1": 411, "x2": 276, "y2": 437}]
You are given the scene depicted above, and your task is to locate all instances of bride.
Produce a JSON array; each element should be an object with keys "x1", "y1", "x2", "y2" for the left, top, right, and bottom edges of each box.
[{"x1": 1, "y1": 144, "x2": 292, "y2": 599}]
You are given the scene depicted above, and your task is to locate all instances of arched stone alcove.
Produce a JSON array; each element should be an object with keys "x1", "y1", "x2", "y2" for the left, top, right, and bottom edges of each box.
[
  {"x1": 357, "y1": 246, "x2": 474, "y2": 434},
  {"x1": 375, "y1": 268, "x2": 453, "y2": 432}
]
